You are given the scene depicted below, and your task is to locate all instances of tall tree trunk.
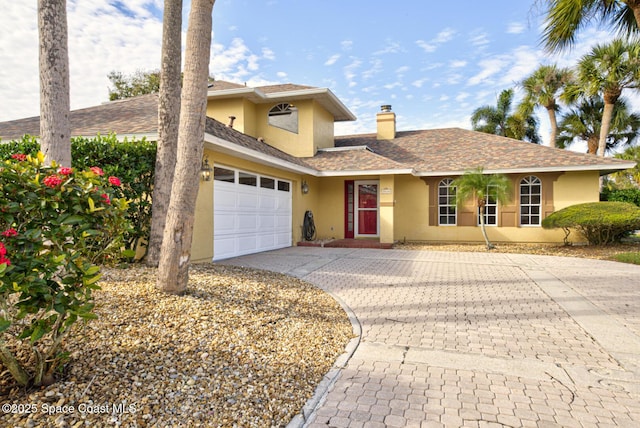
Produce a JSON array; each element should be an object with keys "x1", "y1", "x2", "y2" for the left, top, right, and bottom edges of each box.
[
  {"x1": 157, "y1": 0, "x2": 215, "y2": 294},
  {"x1": 629, "y1": 2, "x2": 640, "y2": 29},
  {"x1": 38, "y1": 0, "x2": 71, "y2": 167},
  {"x1": 598, "y1": 102, "x2": 616, "y2": 157},
  {"x1": 478, "y1": 202, "x2": 494, "y2": 250},
  {"x1": 587, "y1": 135, "x2": 599, "y2": 155},
  {"x1": 146, "y1": 0, "x2": 183, "y2": 266},
  {"x1": 546, "y1": 107, "x2": 558, "y2": 148}
]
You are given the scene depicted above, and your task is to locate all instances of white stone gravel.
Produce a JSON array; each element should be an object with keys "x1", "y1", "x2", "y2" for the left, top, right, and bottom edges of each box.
[{"x1": 0, "y1": 264, "x2": 354, "y2": 427}]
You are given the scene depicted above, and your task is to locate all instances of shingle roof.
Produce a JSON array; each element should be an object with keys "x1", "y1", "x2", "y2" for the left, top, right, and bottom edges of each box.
[
  {"x1": 334, "y1": 128, "x2": 632, "y2": 175},
  {"x1": 303, "y1": 147, "x2": 411, "y2": 173},
  {"x1": 0, "y1": 94, "x2": 159, "y2": 141},
  {"x1": 0, "y1": 95, "x2": 633, "y2": 176}
]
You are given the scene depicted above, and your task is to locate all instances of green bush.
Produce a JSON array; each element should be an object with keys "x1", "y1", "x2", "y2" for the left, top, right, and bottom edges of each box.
[
  {"x1": 0, "y1": 134, "x2": 156, "y2": 259},
  {"x1": 542, "y1": 202, "x2": 640, "y2": 245},
  {"x1": 0, "y1": 152, "x2": 130, "y2": 386},
  {"x1": 601, "y1": 188, "x2": 640, "y2": 207}
]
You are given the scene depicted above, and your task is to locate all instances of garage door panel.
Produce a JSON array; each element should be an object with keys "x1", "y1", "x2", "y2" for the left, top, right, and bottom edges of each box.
[
  {"x1": 238, "y1": 192, "x2": 259, "y2": 209},
  {"x1": 214, "y1": 213, "x2": 236, "y2": 233},
  {"x1": 213, "y1": 166, "x2": 292, "y2": 261}
]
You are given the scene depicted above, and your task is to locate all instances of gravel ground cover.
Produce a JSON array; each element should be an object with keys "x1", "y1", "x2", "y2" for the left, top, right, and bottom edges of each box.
[{"x1": 0, "y1": 264, "x2": 354, "y2": 427}]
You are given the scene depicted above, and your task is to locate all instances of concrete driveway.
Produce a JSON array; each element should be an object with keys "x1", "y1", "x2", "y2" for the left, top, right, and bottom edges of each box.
[{"x1": 220, "y1": 247, "x2": 640, "y2": 427}]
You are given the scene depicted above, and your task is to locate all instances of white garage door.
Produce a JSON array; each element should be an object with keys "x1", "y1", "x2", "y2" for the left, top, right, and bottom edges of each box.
[{"x1": 213, "y1": 165, "x2": 292, "y2": 261}]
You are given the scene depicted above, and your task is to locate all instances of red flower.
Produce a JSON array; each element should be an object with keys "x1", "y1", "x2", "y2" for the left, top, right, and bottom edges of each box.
[
  {"x1": 101, "y1": 193, "x2": 111, "y2": 205},
  {"x1": 108, "y1": 176, "x2": 122, "y2": 186},
  {"x1": 43, "y1": 175, "x2": 63, "y2": 188},
  {"x1": 58, "y1": 167, "x2": 73, "y2": 176},
  {"x1": 2, "y1": 228, "x2": 17, "y2": 238},
  {"x1": 11, "y1": 154, "x2": 27, "y2": 161},
  {"x1": 0, "y1": 242, "x2": 9, "y2": 265},
  {"x1": 90, "y1": 167, "x2": 104, "y2": 176}
]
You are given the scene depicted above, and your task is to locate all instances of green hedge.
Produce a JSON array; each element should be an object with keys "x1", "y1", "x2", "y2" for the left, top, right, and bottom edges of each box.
[
  {"x1": 542, "y1": 201, "x2": 640, "y2": 245},
  {"x1": 601, "y1": 188, "x2": 640, "y2": 207},
  {"x1": 0, "y1": 135, "x2": 156, "y2": 258}
]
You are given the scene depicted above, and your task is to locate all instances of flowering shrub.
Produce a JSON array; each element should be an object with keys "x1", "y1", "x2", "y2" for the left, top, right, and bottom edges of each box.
[{"x1": 0, "y1": 152, "x2": 130, "y2": 386}]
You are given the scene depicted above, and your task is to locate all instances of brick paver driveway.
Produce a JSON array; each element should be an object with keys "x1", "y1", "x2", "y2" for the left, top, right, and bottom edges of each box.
[{"x1": 220, "y1": 247, "x2": 640, "y2": 427}]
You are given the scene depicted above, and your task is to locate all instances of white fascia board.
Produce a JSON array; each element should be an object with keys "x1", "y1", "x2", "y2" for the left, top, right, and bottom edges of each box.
[
  {"x1": 415, "y1": 163, "x2": 636, "y2": 177},
  {"x1": 318, "y1": 145, "x2": 372, "y2": 152},
  {"x1": 203, "y1": 133, "x2": 317, "y2": 176},
  {"x1": 317, "y1": 168, "x2": 414, "y2": 177},
  {"x1": 206, "y1": 87, "x2": 256, "y2": 98}
]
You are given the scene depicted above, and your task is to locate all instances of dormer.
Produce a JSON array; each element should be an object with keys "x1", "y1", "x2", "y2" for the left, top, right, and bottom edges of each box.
[{"x1": 205, "y1": 81, "x2": 355, "y2": 158}]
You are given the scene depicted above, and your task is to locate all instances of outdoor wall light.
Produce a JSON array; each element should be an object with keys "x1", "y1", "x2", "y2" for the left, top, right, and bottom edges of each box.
[
  {"x1": 301, "y1": 180, "x2": 309, "y2": 194},
  {"x1": 200, "y1": 157, "x2": 212, "y2": 182}
]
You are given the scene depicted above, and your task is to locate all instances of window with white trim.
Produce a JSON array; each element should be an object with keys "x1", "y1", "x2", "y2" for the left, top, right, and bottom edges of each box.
[
  {"x1": 268, "y1": 103, "x2": 298, "y2": 134},
  {"x1": 477, "y1": 185, "x2": 498, "y2": 226},
  {"x1": 438, "y1": 178, "x2": 457, "y2": 225},
  {"x1": 520, "y1": 176, "x2": 541, "y2": 226}
]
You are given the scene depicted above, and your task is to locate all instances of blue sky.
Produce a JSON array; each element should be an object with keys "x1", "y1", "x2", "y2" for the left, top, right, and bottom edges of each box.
[{"x1": 0, "y1": 1, "x2": 632, "y2": 148}]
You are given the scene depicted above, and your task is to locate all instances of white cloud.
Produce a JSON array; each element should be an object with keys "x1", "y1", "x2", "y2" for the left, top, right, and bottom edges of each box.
[
  {"x1": 434, "y1": 27, "x2": 456, "y2": 43},
  {"x1": 467, "y1": 57, "x2": 508, "y2": 86},
  {"x1": 450, "y1": 60, "x2": 467, "y2": 68},
  {"x1": 411, "y1": 78, "x2": 428, "y2": 88},
  {"x1": 262, "y1": 47, "x2": 276, "y2": 61},
  {"x1": 416, "y1": 40, "x2": 436, "y2": 53},
  {"x1": 469, "y1": 31, "x2": 489, "y2": 47},
  {"x1": 276, "y1": 71, "x2": 288, "y2": 79},
  {"x1": 362, "y1": 58, "x2": 383, "y2": 80},
  {"x1": 373, "y1": 40, "x2": 404, "y2": 55},
  {"x1": 325, "y1": 54, "x2": 341, "y2": 66},
  {"x1": 344, "y1": 58, "x2": 362, "y2": 87},
  {"x1": 507, "y1": 22, "x2": 525, "y2": 34},
  {"x1": 395, "y1": 65, "x2": 410, "y2": 74},
  {"x1": 439, "y1": 95, "x2": 449, "y2": 101},
  {"x1": 341, "y1": 40, "x2": 353, "y2": 51},
  {"x1": 455, "y1": 92, "x2": 470, "y2": 102}
]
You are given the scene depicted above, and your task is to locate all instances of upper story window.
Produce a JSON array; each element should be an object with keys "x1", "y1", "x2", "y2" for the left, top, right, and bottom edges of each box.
[
  {"x1": 520, "y1": 175, "x2": 541, "y2": 226},
  {"x1": 438, "y1": 178, "x2": 457, "y2": 225},
  {"x1": 268, "y1": 103, "x2": 298, "y2": 134}
]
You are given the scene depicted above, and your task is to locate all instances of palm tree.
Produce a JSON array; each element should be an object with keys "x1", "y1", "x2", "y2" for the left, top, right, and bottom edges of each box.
[
  {"x1": 452, "y1": 167, "x2": 512, "y2": 250},
  {"x1": 471, "y1": 89, "x2": 542, "y2": 144},
  {"x1": 38, "y1": 0, "x2": 71, "y2": 166},
  {"x1": 541, "y1": 0, "x2": 640, "y2": 53},
  {"x1": 519, "y1": 65, "x2": 574, "y2": 148},
  {"x1": 147, "y1": 0, "x2": 183, "y2": 267},
  {"x1": 157, "y1": 0, "x2": 215, "y2": 294},
  {"x1": 573, "y1": 39, "x2": 640, "y2": 156},
  {"x1": 557, "y1": 96, "x2": 640, "y2": 154},
  {"x1": 612, "y1": 145, "x2": 640, "y2": 186}
]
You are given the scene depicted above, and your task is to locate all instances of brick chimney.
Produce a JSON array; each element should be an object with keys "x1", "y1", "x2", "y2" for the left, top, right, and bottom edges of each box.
[{"x1": 376, "y1": 105, "x2": 396, "y2": 140}]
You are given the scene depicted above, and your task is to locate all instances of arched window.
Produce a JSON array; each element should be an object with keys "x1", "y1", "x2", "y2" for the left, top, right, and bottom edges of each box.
[
  {"x1": 268, "y1": 103, "x2": 298, "y2": 134},
  {"x1": 520, "y1": 176, "x2": 541, "y2": 226},
  {"x1": 438, "y1": 178, "x2": 457, "y2": 225}
]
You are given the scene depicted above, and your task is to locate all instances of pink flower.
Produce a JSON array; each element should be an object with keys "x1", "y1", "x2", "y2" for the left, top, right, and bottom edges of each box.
[
  {"x1": 0, "y1": 243, "x2": 9, "y2": 265},
  {"x1": 108, "y1": 176, "x2": 121, "y2": 187},
  {"x1": 58, "y1": 167, "x2": 73, "y2": 176},
  {"x1": 43, "y1": 175, "x2": 63, "y2": 188},
  {"x1": 100, "y1": 193, "x2": 111, "y2": 205},
  {"x1": 2, "y1": 228, "x2": 17, "y2": 238},
  {"x1": 90, "y1": 167, "x2": 104, "y2": 176},
  {"x1": 11, "y1": 154, "x2": 27, "y2": 161}
]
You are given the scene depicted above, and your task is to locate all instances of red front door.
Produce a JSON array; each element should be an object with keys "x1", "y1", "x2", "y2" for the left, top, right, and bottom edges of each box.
[{"x1": 355, "y1": 181, "x2": 379, "y2": 236}]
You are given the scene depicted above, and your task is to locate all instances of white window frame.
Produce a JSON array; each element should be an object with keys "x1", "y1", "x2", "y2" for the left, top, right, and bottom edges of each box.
[
  {"x1": 520, "y1": 175, "x2": 541, "y2": 227},
  {"x1": 438, "y1": 178, "x2": 457, "y2": 226},
  {"x1": 477, "y1": 185, "x2": 498, "y2": 227}
]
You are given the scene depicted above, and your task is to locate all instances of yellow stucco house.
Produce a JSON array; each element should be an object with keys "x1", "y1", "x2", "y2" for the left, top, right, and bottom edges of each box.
[{"x1": 0, "y1": 81, "x2": 635, "y2": 261}]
